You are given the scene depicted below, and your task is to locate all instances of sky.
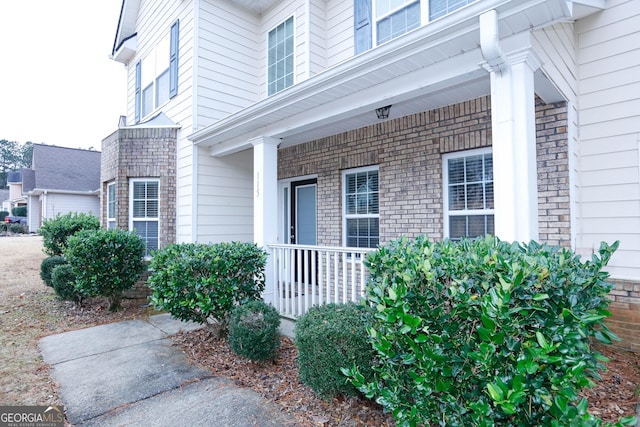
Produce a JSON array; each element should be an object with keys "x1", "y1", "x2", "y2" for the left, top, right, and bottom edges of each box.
[{"x1": 0, "y1": 0, "x2": 127, "y2": 151}]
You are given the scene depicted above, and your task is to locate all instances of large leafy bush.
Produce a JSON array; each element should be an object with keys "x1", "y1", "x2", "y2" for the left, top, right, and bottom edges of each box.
[
  {"x1": 148, "y1": 242, "x2": 268, "y2": 337},
  {"x1": 296, "y1": 302, "x2": 376, "y2": 400},
  {"x1": 229, "y1": 300, "x2": 281, "y2": 362},
  {"x1": 39, "y1": 212, "x2": 100, "y2": 256},
  {"x1": 347, "y1": 235, "x2": 635, "y2": 427},
  {"x1": 65, "y1": 229, "x2": 146, "y2": 311}
]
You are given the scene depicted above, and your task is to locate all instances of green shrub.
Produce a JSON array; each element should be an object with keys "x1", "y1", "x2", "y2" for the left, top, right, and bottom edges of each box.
[
  {"x1": 0, "y1": 211, "x2": 8, "y2": 221},
  {"x1": 39, "y1": 212, "x2": 100, "y2": 256},
  {"x1": 65, "y1": 229, "x2": 146, "y2": 311},
  {"x1": 229, "y1": 300, "x2": 281, "y2": 362},
  {"x1": 295, "y1": 302, "x2": 376, "y2": 400},
  {"x1": 51, "y1": 264, "x2": 83, "y2": 303},
  {"x1": 148, "y1": 242, "x2": 268, "y2": 338},
  {"x1": 40, "y1": 256, "x2": 67, "y2": 287},
  {"x1": 12, "y1": 206, "x2": 26, "y2": 217},
  {"x1": 8, "y1": 224, "x2": 26, "y2": 234},
  {"x1": 346, "y1": 235, "x2": 636, "y2": 427}
]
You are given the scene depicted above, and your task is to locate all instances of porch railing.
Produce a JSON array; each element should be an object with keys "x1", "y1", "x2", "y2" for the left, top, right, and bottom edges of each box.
[{"x1": 268, "y1": 244, "x2": 372, "y2": 319}]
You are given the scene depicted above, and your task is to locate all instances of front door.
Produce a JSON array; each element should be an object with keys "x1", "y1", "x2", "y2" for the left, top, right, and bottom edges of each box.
[
  {"x1": 290, "y1": 179, "x2": 317, "y2": 286},
  {"x1": 291, "y1": 179, "x2": 317, "y2": 245}
]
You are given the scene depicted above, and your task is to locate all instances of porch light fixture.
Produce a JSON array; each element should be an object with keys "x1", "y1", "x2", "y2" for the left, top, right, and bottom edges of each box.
[{"x1": 375, "y1": 105, "x2": 392, "y2": 119}]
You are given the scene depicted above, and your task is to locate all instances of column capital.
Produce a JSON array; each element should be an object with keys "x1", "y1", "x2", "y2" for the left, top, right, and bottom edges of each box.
[
  {"x1": 249, "y1": 136, "x2": 280, "y2": 147},
  {"x1": 506, "y1": 48, "x2": 543, "y2": 72}
]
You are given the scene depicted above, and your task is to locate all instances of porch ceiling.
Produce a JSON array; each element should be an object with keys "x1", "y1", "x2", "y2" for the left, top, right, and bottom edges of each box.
[{"x1": 190, "y1": 0, "x2": 573, "y2": 157}]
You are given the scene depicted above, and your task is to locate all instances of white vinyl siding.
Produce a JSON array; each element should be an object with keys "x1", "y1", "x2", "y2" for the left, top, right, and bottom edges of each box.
[
  {"x1": 575, "y1": 1, "x2": 640, "y2": 280},
  {"x1": 326, "y1": 0, "x2": 354, "y2": 67},
  {"x1": 40, "y1": 193, "x2": 100, "y2": 225},
  {"x1": 195, "y1": 148, "x2": 253, "y2": 244}
]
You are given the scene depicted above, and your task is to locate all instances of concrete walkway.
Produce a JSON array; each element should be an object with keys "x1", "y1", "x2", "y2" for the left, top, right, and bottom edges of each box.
[{"x1": 39, "y1": 314, "x2": 297, "y2": 427}]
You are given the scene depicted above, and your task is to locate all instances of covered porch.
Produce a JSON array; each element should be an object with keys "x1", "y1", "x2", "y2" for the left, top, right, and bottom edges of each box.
[{"x1": 190, "y1": 1, "x2": 577, "y2": 318}]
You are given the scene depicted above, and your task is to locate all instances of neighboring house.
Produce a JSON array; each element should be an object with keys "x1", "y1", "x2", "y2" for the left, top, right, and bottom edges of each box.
[
  {"x1": 107, "y1": 0, "x2": 640, "y2": 349},
  {"x1": 22, "y1": 144, "x2": 101, "y2": 231},
  {"x1": 4, "y1": 171, "x2": 28, "y2": 213}
]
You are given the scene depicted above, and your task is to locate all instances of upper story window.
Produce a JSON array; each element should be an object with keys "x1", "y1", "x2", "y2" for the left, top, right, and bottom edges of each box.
[
  {"x1": 443, "y1": 148, "x2": 494, "y2": 240},
  {"x1": 135, "y1": 20, "x2": 179, "y2": 123},
  {"x1": 355, "y1": 0, "x2": 476, "y2": 54},
  {"x1": 268, "y1": 17, "x2": 294, "y2": 96},
  {"x1": 376, "y1": 0, "x2": 421, "y2": 45},
  {"x1": 343, "y1": 167, "x2": 380, "y2": 248}
]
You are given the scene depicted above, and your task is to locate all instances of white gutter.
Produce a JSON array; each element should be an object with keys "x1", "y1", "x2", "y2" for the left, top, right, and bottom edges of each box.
[{"x1": 479, "y1": 9, "x2": 508, "y2": 74}]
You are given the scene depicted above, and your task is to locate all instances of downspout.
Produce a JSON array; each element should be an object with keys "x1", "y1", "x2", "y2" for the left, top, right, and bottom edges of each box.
[{"x1": 480, "y1": 10, "x2": 508, "y2": 74}]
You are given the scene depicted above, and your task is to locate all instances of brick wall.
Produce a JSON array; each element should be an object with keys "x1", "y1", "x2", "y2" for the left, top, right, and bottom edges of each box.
[
  {"x1": 606, "y1": 279, "x2": 640, "y2": 352},
  {"x1": 101, "y1": 128, "x2": 177, "y2": 250},
  {"x1": 278, "y1": 95, "x2": 571, "y2": 247}
]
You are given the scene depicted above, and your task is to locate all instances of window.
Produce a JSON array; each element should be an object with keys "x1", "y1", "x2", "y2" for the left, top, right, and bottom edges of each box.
[
  {"x1": 107, "y1": 182, "x2": 116, "y2": 229},
  {"x1": 429, "y1": 0, "x2": 475, "y2": 21},
  {"x1": 375, "y1": 0, "x2": 421, "y2": 45},
  {"x1": 443, "y1": 148, "x2": 494, "y2": 240},
  {"x1": 268, "y1": 17, "x2": 294, "y2": 96},
  {"x1": 344, "y1": 167, "x2": 379, "y2": 248},
  {"x1": 354, "y1": 0, "x2": 477, "y2": 53},
  {"x1": 129, "y1": 179, "x2": 159, "y2": 257},
  {"x1": 135, "y1": 20, "x2": 179, "y2": 123}
]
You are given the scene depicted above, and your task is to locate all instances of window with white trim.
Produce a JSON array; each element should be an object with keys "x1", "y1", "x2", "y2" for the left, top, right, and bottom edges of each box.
[
  {"x1": 135, "y1": 20, "x2": 179, "y2": 122},
  {"x1": 268, "y1": 17, "x2": 294, "y2": 96},
  {"x1": 443, "y1": 148, "x2": 494, "y2": 240},
  {"x1": 343, "y1": 167, "x2": 379, "y2": 248},
  {"x1": 107, "y1": 182, "x2": 116, "y2": 230},
  {"x1": 354, "y1": 0, "x2": 477, "y2": 53},
  {"x1": 129, "y1": 179, "x2": 159, "y2": 257}
]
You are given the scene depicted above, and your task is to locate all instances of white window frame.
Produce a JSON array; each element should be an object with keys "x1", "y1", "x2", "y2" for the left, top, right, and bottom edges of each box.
[
  {"x1": 442, "y1": 147, "x2": 494, "y2": 240},
  {"x1": 267, "y1": 16, "x2": 295, "y2": 96},
  {"x1": 140, "y1": 32, "x2": 171, "y2": 119},
  {"x1": 342, "y1": 166, "x2": 380, "y2": 249},
  {"x1": 129, "y1": 178, "x2": 160, "y2": 257},
  {"x1": 371, "y1": 0, "x2": 476, "y2": 47},
  {"x1": 107, "y1": 182, "x2": 116, "y2": 229}
]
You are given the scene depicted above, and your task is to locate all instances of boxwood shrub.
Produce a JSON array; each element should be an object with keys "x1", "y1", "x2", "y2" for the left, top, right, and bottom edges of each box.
[
  {"x1": 148, "y1": 242, "x2": 268, "y2": 337},
  {"x1": 51, "y1": 264, "x2": 83, "y2": 303},
  {"x1": 40, "y1": 256, "x2": 67, "y2": 287},
  {"x1": 229, "y1": 300, "x2": 281, "y2": 362},
  {"x1": 346, "y1": 235, "x2": 635, "y2": 427},
  {"x1": 65, "y1": 229, "x2": 146, "y2": 311},
  {"x1": 295, "y1": 302, "x2": 376, "y2": 400},
  {"x1": 39, "y1": 212, "x2": 100, "y2": 256}
]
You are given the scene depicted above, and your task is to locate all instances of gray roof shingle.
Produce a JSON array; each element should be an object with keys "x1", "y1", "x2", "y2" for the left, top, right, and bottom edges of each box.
[{"x1": 31, "y1": 144, "x2": 101, "y2": 192}]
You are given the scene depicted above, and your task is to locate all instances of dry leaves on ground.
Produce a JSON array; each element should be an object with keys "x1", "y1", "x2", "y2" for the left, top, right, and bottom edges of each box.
[{"x1": 173, "y1": 328, "x2": 640, "y2": 427}]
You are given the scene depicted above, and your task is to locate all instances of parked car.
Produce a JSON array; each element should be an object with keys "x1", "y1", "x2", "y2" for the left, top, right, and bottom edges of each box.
[{"x1": 5, "y1": 216, "x2": 27, "y2": 225}]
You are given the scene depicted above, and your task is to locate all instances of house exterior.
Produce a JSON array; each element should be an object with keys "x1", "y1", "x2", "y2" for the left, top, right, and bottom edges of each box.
[
  {"x1": 4, "y1": 170, "x2": 28, "y2": 213},
  {"x1": 22, "y1": 144, "x2": 101, "y2": 231},
  {"x1": 108, "y1": 0, "x2": 640, "y2": 350}
]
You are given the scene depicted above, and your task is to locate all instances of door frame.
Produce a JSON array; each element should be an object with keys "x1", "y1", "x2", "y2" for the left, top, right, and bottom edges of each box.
[{"x1": 278, "y1": 175, "x2": 318, "y2": 244}]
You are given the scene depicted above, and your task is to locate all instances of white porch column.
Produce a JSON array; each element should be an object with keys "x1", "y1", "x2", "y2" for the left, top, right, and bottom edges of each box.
[
  {"x1": 251, "y1": 136, "x2": 279, "y2": 306},
  {"x1": 481, "y1": 10, "x2": 540, "y2": 243}
]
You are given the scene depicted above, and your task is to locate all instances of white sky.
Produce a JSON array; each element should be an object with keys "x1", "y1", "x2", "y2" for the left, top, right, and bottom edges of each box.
[{"x1": 0, "y1": 0, "x2": 127, "y2": 151}]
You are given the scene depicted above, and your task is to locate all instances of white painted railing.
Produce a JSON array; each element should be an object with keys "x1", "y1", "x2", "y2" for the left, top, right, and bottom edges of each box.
[{"x1": 268, "y1": 244, "x2": 372, "y2": 319}]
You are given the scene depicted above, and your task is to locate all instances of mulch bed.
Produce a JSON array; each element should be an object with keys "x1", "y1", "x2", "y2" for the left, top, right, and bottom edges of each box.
[{"x1": 173, "y1": 329, "x2": 639, "y2": 426}]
